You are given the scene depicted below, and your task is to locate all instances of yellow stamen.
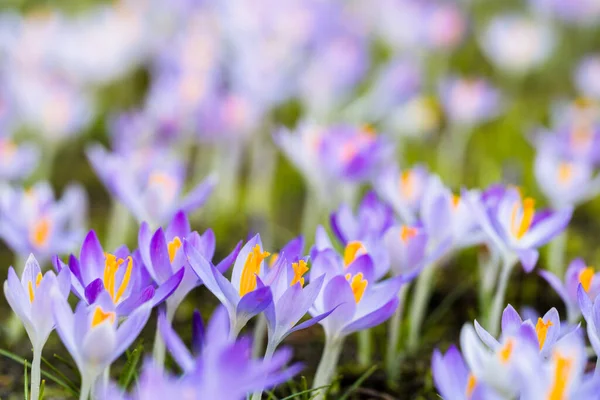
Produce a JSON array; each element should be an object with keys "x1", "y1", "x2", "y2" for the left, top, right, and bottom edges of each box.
[
  {"x1": 452, "y1": 194, "x2": 461, "y2": 208},
  {"x1": 345, "y1": 272, "x2": 368, "y2": 303},
  {"x1": 35, "y1": 272, "x2": 42, "y2": 287},
  {"x1": 343, "y1": 241, "x2": 366, "y2": 267},
  {"x1": 547, "y1": 352, "x2": 572, "y2": 400},
  {"x1": 28, "y1": 281, "x2": 35, "y2": 303},
  {"x1": 557, "y1": 162, "x2": 573, "y2": 185},
  {"x1": 269, "y1": 253, "x2": 279, "y2": 267},
  {"x1": 30, "y1": 217, "x2": 51, "y2": 248},
  {"x1": 466, "y1": 374, "x2": 477, "y2": 398},
  {"x1": 498, "y1": 339, "x2": 514, "y2": 364},
  {"x1": 510, "y1": 197, "x2": 536, "y2": 239},
  {"x1": 579, "y1": 267, "x2": 594, "y2": 292},
  {"x1": 400, "y1": 170, "x2": 414, "y2": 199},
  {"x1": 114, "y1": 257, "x2": 133, "y2": 303},
  {"x1": 291, "y1": 260, "x2": 309, "y2": 287},
  {"x1": 400, "y1": 226, "x2": 418, "y2": 242},
  {"x1": 91, "y1": 307, "x2": 116, "y2": 328},
  {"x1": 361, "y1": 124, "x2": 376, "y2": 137},
  {"x1": 535, "y1": 318, "x2": 554, "y2": 350},
  {"x1": 167, "y1": 237, "x2": 182, "y2": 263},
  {"x1": 239, "y1": 245, "x2": 270, "y2": 297}
]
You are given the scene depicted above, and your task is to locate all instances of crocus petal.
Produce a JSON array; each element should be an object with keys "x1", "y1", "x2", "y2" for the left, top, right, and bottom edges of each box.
[
  {"x1": 321, "y1": 275, "x2": 356, "y2": 337},
  {"x1": 84, "y1": 279, "x2": 105, "y2": 304},
  {"x1": 117, "y1": 286, "x2": 155, "y2": 316},
  {"x1": 82, "y1": 321, "x2": 116, "y2": 372},
  {"x1": 474, "y1": 320, "x2": 500, "y2": 350},
  {"x1": 215, "y1": 241, "x2": 242, "y2": 274},
  {"x1": 191, "y1": 310, "x2": 204, "y2": 356},
  {"x1": 501, "y1": 304, "x2": 523, "y2": 333},
  {"x1": 80, "y1": 231, "x2": 105, "y2": 285},
  {"x1": 151, "y1": 267, "x2": 185, "y2": 307},
  {"x1": 231, "y1": 234, "x2": 262, "y2": 294},
  {"x1": 150, "y1": 228, "x2": 175, "y2": 283},
  {"x1": 165, "y1": 210, "x2": 191, "y2": 241},
  {"x1": 236, "y1": 284, "x2": 273, "y2": 328},
  {"x1": 158, "y1": 311, "x2": 195, "y2": 373},
  {"x1": 517, "y1": 249, "x2": 539, "y2": 273},
  {"x1": 341, "y1": 297, "x2": 399, "y2": 335},
  {"x1": 113, "y1": 305, "x2": 151, "y2": 361}
]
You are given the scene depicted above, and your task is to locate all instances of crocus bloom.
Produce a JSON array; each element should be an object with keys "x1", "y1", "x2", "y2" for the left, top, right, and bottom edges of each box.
[
  {"x1": 87, "y1": 144, "x2": 216, "y2": 228},
  {"x1": 138, "y1": 210, "x2": 240, "y2": 319},
  {"x1": 575, "y1": 55, "x2": 600, "y2": 100},
  {"x1": 4, "y1": 254, "x2": 71, "y2": 400},
  {"x1": 540, "y1": 258, "x2": 600, "y2": 322},
  {"x1": 4, "y1": 254, "x2": 71, "y2": 348},
  {"x1": 479, "y1": 14, "x2": 555, "y2": 75},
  {"x1": 467, "y1": 186, "x2": 572, "y2": 272},
  {"x1": 373, "y1": 164, "x2": 430, "y2": 224},
  {"x1": 54, "y1": 230, "x2": 179, "y2": 316},
  {"x1": 534, "y1": 140, "x2": 600, "y2": 208},
  {"x1": 104, "y1": 306, "x2": 301, "y2": 400},
  {"x1": 423, "y1": 1, "x2": 467, "y2": 52},
  {"x1": 185, "y1": 234, "x2": 274, "y2": 338},
  {"x1": 0, "y1": 181, "x2": 87, "y2": 264},
  {"x1": 432, "y1": 345, "x2": 501, "y2": 400},
  {"x1": 52, "y1": 291, "x2": 151, "y2": 399},
  {"x1": 438, "y1": 77, "x2": 502, "y2": 127},
  {"x1": 0, "y1": 137, "x2": 39, "y2": 181}
]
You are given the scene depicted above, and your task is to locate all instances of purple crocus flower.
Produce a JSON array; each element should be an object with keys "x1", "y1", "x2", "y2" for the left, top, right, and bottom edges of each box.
[
  {"x1": 52, "y1": 291, "x2": 151, "y2": 399},
  {"x1": 474, "y1": 305, "x2": 562, "y2": 359},
  {"x1": 422, "y1": 1, "x2": 467, "y2": 52},
  {"x1": 87, "y1": 144, "x2": 216, "y2": 228},
  {"x1": 438, "y1": 76, "x2": 502, "y2": 127},
  {"x1": 0, "y1": 136, "x2": 39, "y2": 181},
  {"x1": 540, "y1": 258, "x2": 600, "y2": 322},
  {"x1": 575, "y1": 55, "x2": 600, "y2": 100},
  {"x1": 432, "y1": 346, "x2": 501, "y2": 400},
  {"x1": 373, "y1": 164, "x2": 430, "y2": 224},
  {"x1": 185, "y1": 234, "x2": 274, "y2": 338},
  {"x1": 4, "y1": 254, "x2": 71, "y2": 400},
  {"x1": 4, "y1": 254, "x2": 70, "y2": 349},
  {"x1": 467, "y1": 186, "x2": 572, "y2": 272},
  {"x1": 138, "y1": 210, "x2": 240, "y2": 319},
  {"x1": 53, "y1": 230, "x2": 179, "y2": 316},
  {"x1": 534, "y1": 140, "x2": 600, "y2": 208},
  {"x1": 0, "y1": 181, "x2": 87, "y2": 264}
]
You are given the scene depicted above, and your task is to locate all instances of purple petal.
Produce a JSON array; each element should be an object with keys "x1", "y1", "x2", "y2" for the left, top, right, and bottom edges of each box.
[
  {"x1": 151, "y1": 267, "x2": 185, "y2": 307},
  {"x1": 80, "y1": 231, "x2": 105, "y2": 285},
  {"x1": 474, "y1": 320, "x2": 499, "y2": 350},
  {"x1": 517, "y1": 249, "x2": 539, "y2": 273},
  {"x1": 236, "y1": 285, "x2": 273, "y2": 322},
  {"x1": 165, "y1": 210, "x2": 191, "y2": 241},
  {"x1": 117, "y1": 286, "x2": 155, "y2": 316},
  {"x1": 84, "y1": 279, "x2": 105, "y2": 304},
  {"x1": 191, "y1": 310, "x2": 204, "y2": 356},
  {"x1": 501, "y1": 304, "x2": 523, "y2": 333},
  {"x1": 215, "y1": 241, "x2": 242, "y2": 274},
  {"x1": 150, "y1": 228, "x2": 175, "y2": 283},
  {"x1": 158, "y1": 311, "x2": 194, "y2": 372},
  {"x1": 113, "y1": 305, "x2": 151, "y2": 362},
  {"x1": 321, "y1": 275, "x2": 356, "y2": 336},
  {"x1": 341, "y1": 297, "x2": 399, "y2": 335}
]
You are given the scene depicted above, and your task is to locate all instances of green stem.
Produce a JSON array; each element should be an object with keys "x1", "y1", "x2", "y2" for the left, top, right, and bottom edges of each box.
[
  {"x1": 406, "y1": 262, "x2": 436, "y2": 352},
  {"x1": 312, "y1": 336, "x2": 345, "y2": 400},
  {"x1": 486, "y1": 255, "x2": 517, "y2": 336},
  {"x1": 79, "y1": 374, "x2": 92, "y2": 400},
  {"x1": 252, "y1": 314, "x2": 268, "y2": 358},
  {"x1": 30, "y1": 346, "x2": 42, "y2": 400},
  {"x1": 547, "y1": 231, "x2": 567, "y2": 278},
  {"x1": 385, "y1": 285, "x2": 408, "y2": 382},
  {"x1": 152, "y1": 305, "x2": 175, "y2": 369},
  {"x1": 357, "y1": 330, "x2": 372, "y2": 368}
]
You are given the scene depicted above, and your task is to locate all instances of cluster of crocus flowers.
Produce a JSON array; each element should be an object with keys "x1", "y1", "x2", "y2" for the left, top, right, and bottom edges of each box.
[{"x1": 433, "y1": 304, "x2": 600, "y2": 399}]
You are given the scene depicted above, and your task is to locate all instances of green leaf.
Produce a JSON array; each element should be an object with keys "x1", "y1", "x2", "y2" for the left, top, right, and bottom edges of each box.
[
  {"x1": 38, "y1": 379, "x2": 45, "y2": 400},
  {"x1": 337, "y1": 365, "x2": 378, "y2": 400},
  {"x1": 24, "y1": 362, "x2": 29, "y2": 400},
  {"x1": 119, "y1": 341, "x2": 143, "y2": 389},
  {"x1": 277, "y1": 386, "x2": 330, "y2": 400},
  {"x1": 0, "y1": 348, "x2": 78, "y2": 397}
]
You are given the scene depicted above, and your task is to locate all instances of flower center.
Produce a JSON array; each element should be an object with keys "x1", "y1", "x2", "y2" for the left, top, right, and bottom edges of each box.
[
  {"x1": 103, "y1": 253, "x2": 133, "y2": 304},
  {"x1": 547, "y1": 352, "x2": 572, "y2": 400},
  {"x1": 498, "y1": 339, "x2": 514, "y2": 364},
  {"x1": 400, "y1": 226, "x2": 418, "y2": 242},
  {"x1": 557, "y1": 162, "x2": 573, "y2": 185},
  {"x1": 510, "y1": 197, "x2": 535, "y2": 239},
  {"x1": 30, "y1": 217, "x2": 52, "y2": 248},
  {"x1": 290, "y1": 260, "x2": 309, "y2": 287},
  {"x1": 28, "y1": 272, "x2": 43, "y2": 303},
  {"x1": 91, "y1": 307, "x2": 116, "y2": 328},
  {"x1": 239, "y1": 245, "x2": 270, "y2": 297},
  {"x1": 168, "y1": 237, "x2": 182, "y2": 263},
  {"x1": 535, "y1": 318, "x2": 553, "y2": 350},
  {"x1": 345, "y1": 272, "x2": 368, "y2": 303},
  {"x1": 579, "y1": 267, "x2": 594, "y2": 292},
  {"x1": 400, "y1": 170, "x2": 415, "y2": 199},
  {"x1": 343, "y1": 241, "x2": 367, "y2": 266}
]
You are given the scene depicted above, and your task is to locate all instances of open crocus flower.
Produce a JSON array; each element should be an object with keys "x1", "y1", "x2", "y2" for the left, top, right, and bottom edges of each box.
[
  {"x1": 54, "y1": 230, "x2": 179, "y2": 316},
  {"x1": 468, "y1": 186, "x2": 572, "y2": 273},
  {"x1": 516, "y1": 326, "x2": 600, "y2": 400},
  {"x1": 432, "y1": 345, "x2": 502, "y2": 400},
  {"x1": 4, "y1": 254, "x2": 71, "y2": 400},
  {"x1": 373, "y1": 164, "x2": 430, "y2": 224},
  {"x1": 138, "y1": 210, "x2": 240, "y2": 320},
  {"x1": 438, "y1": 76, "x2": 502, "y2": 127},
  {"x1": 534, "y1": 140, "x2": 600, "y2": 208},
  {"x1": 479, "y1": 14, "x2": 555, "y2": 75},
  {"x1": 0, "y1": 136, "x2": 39, "y2": 181},
  {"x1": 540, "y1": 258, "x2": 600, "y2": 322},
  {"x1": 474, "y1": 305, "x2": 561, "y2": 359},
  {"x1": 0, "y1": 181, "x2": 87, "y2": 264},
  {"x1": 87, "y1": 144, "x2": 217, "y2": 228},
  {"x1": 185, "y1": 234, "x2": 274, "y2": 338},
  {"x1": 52, "y1": 291, "x2": 151, "y2": 400}
]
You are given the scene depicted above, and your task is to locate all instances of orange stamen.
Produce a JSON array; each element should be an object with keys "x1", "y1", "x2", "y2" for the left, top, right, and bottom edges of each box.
[
  {"x1": 239, "y1": 245, "x2": 270, "y2": 297},
  {"x1": 343, "y1": 241, "x2": 366, "y2": 266},
  {"x1": 290, "y1": 260, "x2": 309, "y2": 287},
  {"x1": 31, "y1": 217, "x2": 51, "y2": 248},
  {"x1": 345, "y1": 272, "x2": 368, "y2": 303},
  {"x1": 498, "y1": 339, "x2": 514, "y2": 364},
  {"x1": 167, "y1": 237, "x2": 182, "y2": 263},
  {"x1": 466, "y1": 374, "x2": 477, "y2": 398},
  {"x1": 579, "y1": 267, "x2": 594, "y2": 292},
  {"x1": 510, "y1": 197, "x2": 536, "y2": 239},
  {"x1": 91, "y1": 307, "x2": 116, "y2": 328},
  {"x1": 547, "y1": 352, "x2": 572, "y2": 400},
  {"x1": 557, "y1": 163, "x2": 573, "y2": 185},
  {"x1": 535, "y1": 318, "x2": 553, "y2": 350},
  {"x1": 400, "y1": 226, "x2": 418, "y2": 242}
]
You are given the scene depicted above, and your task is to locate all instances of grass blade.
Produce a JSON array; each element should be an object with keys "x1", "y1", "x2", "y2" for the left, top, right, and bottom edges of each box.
[
  {"x1": 24, "y1": 362, "x2": 29, "y2": 400},
  {"x1": 41, "y1": 356, "x2": 78, "y2": 393},
  {"x1": 0, "y1": 348, "x2": 78, "y2": 397},
  {"x1": 278, "y1": 386, "x2": 330, "y2": 400},
  {"x1": 38, "y1": 379, "x2": 45, "y2": 400},
  {"x1": 118, "y1": 341, "x2": 143, "y2": 389},
  {"x1": 338, "y1": 365, "x2": 378, "y2": 400}
]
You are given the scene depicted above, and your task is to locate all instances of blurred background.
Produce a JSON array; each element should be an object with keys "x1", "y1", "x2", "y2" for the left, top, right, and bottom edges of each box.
[{"x1": 1, "y1": 0, "x2": 600, "y2": 397}]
